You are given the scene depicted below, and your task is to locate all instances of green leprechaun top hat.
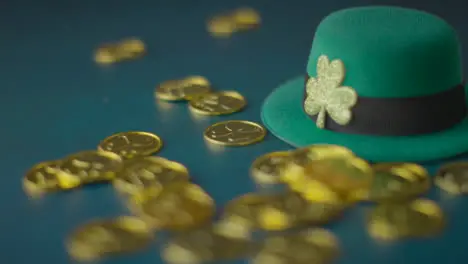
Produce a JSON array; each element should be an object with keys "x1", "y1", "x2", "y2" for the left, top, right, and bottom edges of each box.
[{"x1": 261, "y1": 6, "x2": 468, "y2": 162}]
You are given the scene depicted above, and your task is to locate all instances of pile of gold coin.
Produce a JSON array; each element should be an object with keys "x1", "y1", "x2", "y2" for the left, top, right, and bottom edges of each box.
[
  {"x1": 94, "y1": 38, "x2": 146, "y2": 64},
  {"x1": 207, "y1": 7, "x2": 261, "y2": 38},
  {"x1": 246, "y1": 144, "x2": 448, "y2": 242}
]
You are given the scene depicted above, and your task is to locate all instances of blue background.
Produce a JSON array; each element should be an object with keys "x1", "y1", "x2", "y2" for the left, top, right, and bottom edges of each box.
[{"x1": 2, "y1": 0, "x2": 468, "y2": 263}]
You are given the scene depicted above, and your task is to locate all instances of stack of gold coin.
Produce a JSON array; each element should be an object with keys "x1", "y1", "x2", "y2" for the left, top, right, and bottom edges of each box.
[
  {"x1": 206, "y1": 7, "x2": 261, "y2": 38},
  {"x1": 66, "y1": 216, "x2": 153, "y2": 261},
  {"x1": 94, "y1": 38, "x2": 146, "y2": 64}
]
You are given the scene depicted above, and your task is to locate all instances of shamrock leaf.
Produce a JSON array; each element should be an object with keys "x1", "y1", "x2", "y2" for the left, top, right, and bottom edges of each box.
[{"x1": 304, "y1": 55, "x2": 357, "y2": 129}]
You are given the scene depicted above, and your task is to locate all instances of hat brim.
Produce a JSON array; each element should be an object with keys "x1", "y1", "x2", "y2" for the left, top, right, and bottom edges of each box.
[{"x1": 261, "y1": 76, "x2": 468, "y2": 162}]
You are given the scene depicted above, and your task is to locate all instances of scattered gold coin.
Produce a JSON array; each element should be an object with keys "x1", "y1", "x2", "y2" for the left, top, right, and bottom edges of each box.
[
  {"x1": 231, "y1": 7, "x2": 261, "y2": 30},
  {"x1": 250, "y1": 151, "x2": 293, "y2": 185},
  {"x1": 59, "y1": 150, "x2": 123, "y2": 184},
  {"x1": 155, "y1": 76, "x2": 211, "y2": 101},
  {"x1": 162, "y1": 226, "x2": 258, "y2": 264},
  {"x1": 252, "y1": 228, "x2": 339, "y2": 264},
  {"x1": 362, "y1": 163, "x2": 430, "y2": 201},
  {"x1": 98, "y1": 131, "x2": 163, "y2": 159},
  {"x1": 138, "y1": 182, "x2": 215, "y2": 230},
  {"x1": 204, "y1": 120, "x2": 266, "y2": 146},
  {"x1": 113, "y1": 156, "x2": 189, "y2": 196},
  {"x1": 66, "y1": 216, "x2": 153, "y2": 261},
  {"x1": 256, "y1": 192, "x2": 344, "y2": 231},
  {"x1": 94, "y1": 38, "x2": 146, "y2": 64},
  {"x1": 22, "y1": 160, "x2": 79, "y2": 196},
  {"x1": 189, "y1": 91, "x2": 246, "y2": 115},
  {"x1": 94, "y1": 44, "x2": 119, "y2": 64},
  {"x1": 117, "y1": 38, "x2": 146, "y2": 59},
  {"x1": 366, "y1": 199, "x2": 445, "y2": 240},
  {"x1": 435, "y1": 162, "x2": 468, "y2": 194},
  {"x1": 206, "y1": 15, "x2": 237, "y2": 38}
]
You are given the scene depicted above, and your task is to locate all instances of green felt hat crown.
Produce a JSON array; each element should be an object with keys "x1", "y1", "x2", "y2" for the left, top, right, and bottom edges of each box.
[
  {"x1": 307, "y1": 7, "x2": 462, "y2": 98},
  {"x1": 261, "y1": 6, "x2": 468, "y2": 162}
]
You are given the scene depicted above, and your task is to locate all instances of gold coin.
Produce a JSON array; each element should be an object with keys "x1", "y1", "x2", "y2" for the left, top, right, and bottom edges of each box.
[
  {"x1": 22, "y1": 160, "x2": 76, "y2": 196},
  {"x1": 256, "y1": 192, "x2": 344, "y2": 231},
  {"x1": 118, "y1": 38, "x2": 146, "y2": 59},
  {"x1": 139, "y1": 182, "x2": 215, "y2": 230},
  {"x1": 60, "y1": 150, "x2": 123, "y2": 184},
  {"x1": 222, "y1": 193, "x2": 283, "y2": 225},
  {"x1": 204, "y1": 120, "x2": 266, "y2": 146},
  {"x1": 98, "y1": 131, "x2": 163, "y2": 159},
  {"x1": 301, "y1": 156, "x2": 373, "y2": 202},
  {"x1": 189, "y1": 91, "x2": 246, "y2": 115},
  {"x1": 250, "y1": 151, "x2": 293, "y2": 185},
  {"x1": 281, "y1": 144, "x2": 355, "y2": 186},
  {"x1": 155, "y1": 76, "x2": 211, "y2": 101},
  {"x1": 162, "y1": 226, "x2": 257, "y2": 264},
  {"x1": 66, "y1": 216, "x2": 153, "y2": 261},
  {"x1": 113, "y1": 156, "x2": 189, "y2": 196},
  {"x1": 363, "y1": 163, "x2": 430, "y2": 202},
  {"x1": 366, "y1": 199, "x2": 445, "y2": 240},
  {"x1": 231, "y1": 8, "x2": 261, "y2": 30},
  {"x1": 252, "y1": 228, "x2": 339, "y2": 264},
  {"x1": 178, "y1": 76, "x2": 212, "y2": 100},
  {"x1": 435, "y1": 162, "x2": 468, "y2": 194},
  {"x1": 94, "y1": 44, "x2": 119, "y2": 64},
  {"x1": 207, "y1": 15, "x2": 237, "y2": 37}
]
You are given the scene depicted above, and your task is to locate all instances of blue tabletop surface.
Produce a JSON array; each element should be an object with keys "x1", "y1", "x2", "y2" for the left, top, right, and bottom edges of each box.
[{"x1": 2, "y1": 0, "x2": 468, "y2": 263}]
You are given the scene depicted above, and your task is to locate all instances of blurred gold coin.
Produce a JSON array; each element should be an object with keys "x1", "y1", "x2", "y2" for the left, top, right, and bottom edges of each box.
[
  {"x1": 98, "y1": 131, "x2": 163, "y2": 159},
  {"x1": 281, "y1": 145, "x2": 355, "y2": 185},
  {"x1": 139, "y1": 182, "x2": 215, "y2": 230},
  {"x1": 435, "y1": 162, "x2": 468, "y2": 194},
  {"x1": 189, "y1": 91, "x2": 246, "y2": 115},
  {"x1": 179, "y1": 76, "x2": 212, "y2": 100},
  {"x1": 250, "y1": 151, "x2": 293, "y2": 185},
  {"x1": 66, "y1": 216, "x2": 153, "y2": 261},
  {"x1": 162, "y1": 226, "x2": 257, "y2": 264},
  {"x1": 204, "y1": 120, "x2": 266, "y2": 146},
  {"x1": 232, "y1": 8, "x2": 261, "y2": 30},
  {"x1": 252, "y1": 228, "x2": 339, "y2": 264},
  {"x1": 366, "y1": 199, "x2": 445, "y2": 240},
  {"x1": 60, "y1": 150, "x2": 123, "y2": 184},
  {"x1": 113, "y1": 156, "x2": 189, "y2": 196},
  {"x1": 23, "y1": 160, "x2": 75, "y2": 196},
  {"x1": 118, "y1": 38, "x2": 146, "y2": 58},
  {"x1": 222, "y1": 193, "x2": 282, "y2": 227},
  {"x1": 207, "y1": 15, "x2": 237, "y2": 37},
  {"x1": 257, "y1": 192, "x2": 344, "y2": 231},
  {"x1": 155, "y1": 76, "x2": 211, "y2": 101},
  {"x1": 94, "y1": 44, "x2": 119, "y2": 64},
  {"x1": 362, "y1": 163, "x2": 430, "y2": 202},
  {"x1": 302, "y1": 156, "x2": 373, "y2": 202}
]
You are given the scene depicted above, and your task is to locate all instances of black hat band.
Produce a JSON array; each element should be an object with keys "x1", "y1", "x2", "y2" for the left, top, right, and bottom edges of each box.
[{"x1": 303, "y1": 75, "x2": 467, "y2": 136}]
